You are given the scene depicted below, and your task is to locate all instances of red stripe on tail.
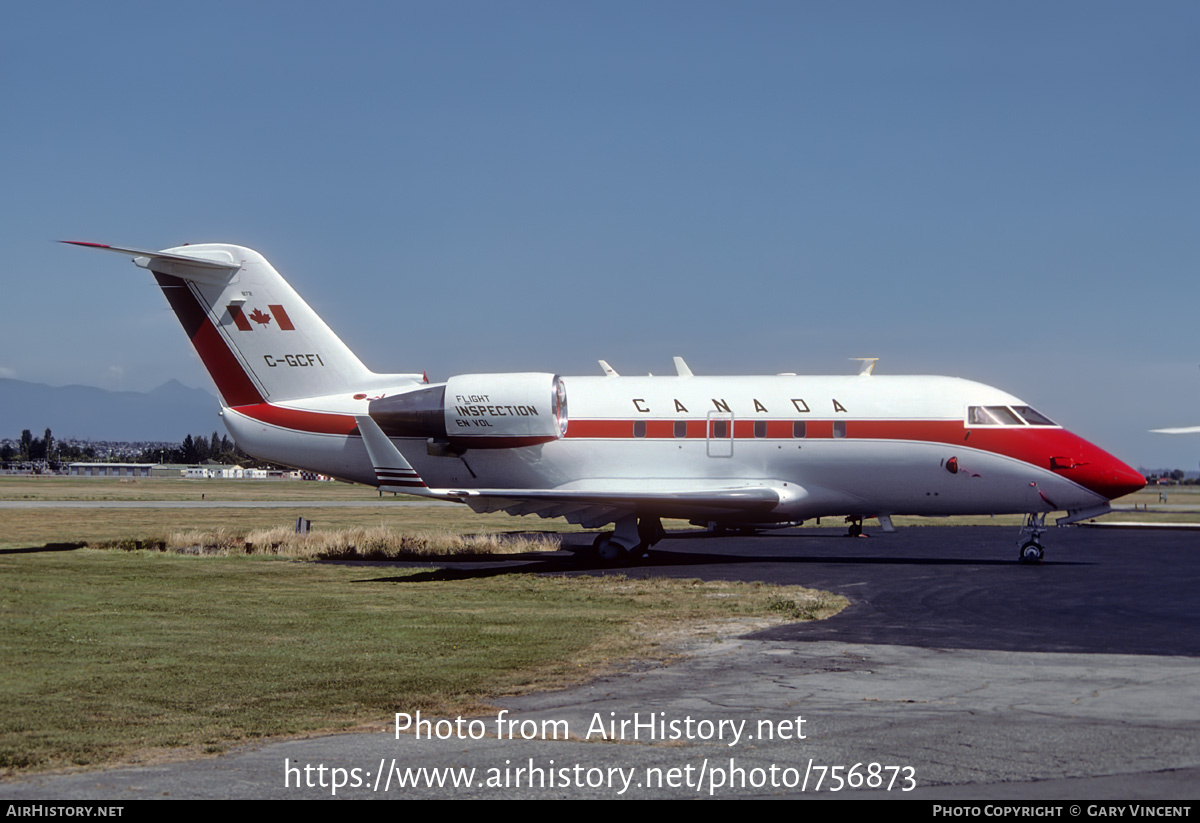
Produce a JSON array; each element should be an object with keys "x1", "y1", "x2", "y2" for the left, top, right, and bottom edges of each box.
[
  {"x1": 155, "y1": 273, "x2": 264, "y2": 407},
  {"x1": 227, "y1": 304, "x2": 252, "y2": 331}
]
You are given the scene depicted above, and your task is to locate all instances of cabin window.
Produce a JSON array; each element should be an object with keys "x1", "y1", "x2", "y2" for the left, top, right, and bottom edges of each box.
[
  {"x1": 674, "y1": 420, "x2": 687, "y2": 438},
  {"x1": 792, "y1": 421, "x2": 807, "y2": 438},
  {"x1": 633, "y1": 420, "x2": 647, "y2": 438},
  {"x1": 753, "y1": 420, "x2": 767, "y2": 438},
  {"x1": 711, "y1": 420, "x2": 729, "y2": 438},
  {"x1": 833, "y1": 421, "x2": 847, "y2": 438}
]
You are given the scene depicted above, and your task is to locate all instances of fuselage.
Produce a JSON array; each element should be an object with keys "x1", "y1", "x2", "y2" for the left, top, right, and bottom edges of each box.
[{"x1": 221, "y1": 372, "x2": 1145, "y2": 524}]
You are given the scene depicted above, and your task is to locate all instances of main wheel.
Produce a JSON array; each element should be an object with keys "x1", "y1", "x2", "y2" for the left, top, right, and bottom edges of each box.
[
  {"x1": 593, "y1": 533, "x2": 628, "y2": 563},
  {"x1": 1019, "y1": 541, "x2": 1044, "y2": 564}
]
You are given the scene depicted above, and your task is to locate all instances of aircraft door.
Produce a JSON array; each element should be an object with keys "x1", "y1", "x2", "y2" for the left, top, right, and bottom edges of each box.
[{"x1": 707, "y1": 410, "x2": 733, "y2": 458}]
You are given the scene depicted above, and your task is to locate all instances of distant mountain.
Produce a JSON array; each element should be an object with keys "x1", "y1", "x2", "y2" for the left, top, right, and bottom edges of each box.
[{"x1": 0, "y1": 379, "x2": 222, "y2": 441}]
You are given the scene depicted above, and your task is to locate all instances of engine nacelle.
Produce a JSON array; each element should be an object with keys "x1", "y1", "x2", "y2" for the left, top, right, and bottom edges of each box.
[{"x1": 368, "y1": 373, "x2": 567, "y2": 449}]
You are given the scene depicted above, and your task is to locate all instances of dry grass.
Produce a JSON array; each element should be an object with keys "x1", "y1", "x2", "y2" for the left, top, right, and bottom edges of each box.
[
  {"x1": 0, "y1": 504, "x2": 593, "y2": 551},
  {"x1": 90, "y1": 526, "x2": 561, "y2": 560}
]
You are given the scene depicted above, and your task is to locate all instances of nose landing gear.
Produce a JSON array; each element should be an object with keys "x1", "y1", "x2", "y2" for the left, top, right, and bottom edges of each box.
[
  {"x1": 1017, "y1": 513, "x2": 1047, "y2": 564},
  {"x1": 1019, "y1": 540, "x2": 1045, "y2": 564}
]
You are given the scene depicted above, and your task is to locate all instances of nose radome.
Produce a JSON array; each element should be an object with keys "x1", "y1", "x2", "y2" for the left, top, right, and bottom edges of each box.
[{"x1": 1068, "y1": 448, "x2": 1145, "y2": 500}]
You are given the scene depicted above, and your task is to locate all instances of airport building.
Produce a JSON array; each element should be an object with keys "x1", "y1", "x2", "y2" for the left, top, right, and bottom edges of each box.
[{"x1": 67, "y1": 462, "x2": 156, "y2": 477}]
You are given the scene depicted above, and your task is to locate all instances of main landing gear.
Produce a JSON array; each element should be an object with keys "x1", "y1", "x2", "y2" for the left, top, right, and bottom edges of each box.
[
  {"x1": 844, "y1": 516, "x2": 868, "y2": 538},
  {"x1": 1017, "y1": 513, "x2": 1047, "y2": 564},
  {"x1": 592, "y1": 514, "x2": 665, "y2": 564}
]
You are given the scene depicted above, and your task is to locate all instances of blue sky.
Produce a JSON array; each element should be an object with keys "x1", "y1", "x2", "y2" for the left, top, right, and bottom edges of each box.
[{"x1": 3, "y1": 1, "x2": 1197, "y2": 469}]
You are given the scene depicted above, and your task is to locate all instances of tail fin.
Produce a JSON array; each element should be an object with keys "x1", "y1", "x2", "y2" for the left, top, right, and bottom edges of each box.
[{"x1": 64, "y1": 242, "x2": 422, "y2": 405}]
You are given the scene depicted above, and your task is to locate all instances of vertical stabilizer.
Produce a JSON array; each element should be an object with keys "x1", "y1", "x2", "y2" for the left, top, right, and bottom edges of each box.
[{"x1": 64, "y1": 242, "x2": 422, "y2": 405}]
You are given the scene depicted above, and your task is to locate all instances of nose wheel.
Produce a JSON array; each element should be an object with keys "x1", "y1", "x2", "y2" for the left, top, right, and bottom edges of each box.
[
  {"x1": 1017, "y1": 513, "x2": 1047, "y2": 564},
  {"x1": 1019, "y1": 540, "x2": 1045, "y2": 564}
]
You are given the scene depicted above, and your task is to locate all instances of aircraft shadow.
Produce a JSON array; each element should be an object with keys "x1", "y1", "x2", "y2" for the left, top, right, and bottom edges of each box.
[{"x1": 352, "y1": 541, "x2": 1061, "y2": 585}]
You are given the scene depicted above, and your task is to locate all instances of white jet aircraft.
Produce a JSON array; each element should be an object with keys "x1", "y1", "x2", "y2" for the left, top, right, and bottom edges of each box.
[
  {"x1": 65, "y1": 241, "x2": 1145, "y2": 564},
  {"x1": 1150, "y1": 366, "x2": 1200, "y2": 434}
]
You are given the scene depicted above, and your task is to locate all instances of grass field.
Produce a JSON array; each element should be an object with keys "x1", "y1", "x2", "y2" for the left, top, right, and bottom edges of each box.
[
  {"x1": 0, "y1": 551, "x2": 843, "y2": 774},
  {"x1": 0, "y1": 476, "x2": 850, "y2": 776},
  {"x1": 0, "y1": 476, "x2": 393, "y2": 503}
]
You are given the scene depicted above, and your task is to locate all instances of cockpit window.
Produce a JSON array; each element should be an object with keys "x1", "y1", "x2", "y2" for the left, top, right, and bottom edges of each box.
[
  {"x1": 968, "y1": 406, "x2": 1025, "y2": 426},
  {"x1": 1012, "y1": 406, "x2": 1056, "y2": 426},
  {"x1": 967, "y1": 405, "x2": 1058, "y2": 427}
]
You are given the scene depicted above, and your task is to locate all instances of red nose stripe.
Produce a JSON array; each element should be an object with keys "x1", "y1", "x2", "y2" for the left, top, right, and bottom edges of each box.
[{"x1": 1065, "y1": 458, "x2": 1146, "y2": 500}]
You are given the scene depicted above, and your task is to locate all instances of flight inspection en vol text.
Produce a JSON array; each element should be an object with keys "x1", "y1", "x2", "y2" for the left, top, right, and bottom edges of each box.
[{"x1": 65, "y1": 241, "x2": 1146, "y2": 564}]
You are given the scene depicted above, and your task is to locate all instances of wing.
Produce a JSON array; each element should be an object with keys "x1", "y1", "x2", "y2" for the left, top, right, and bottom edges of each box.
[
  {"x1": 355, "y1": 416, "x2": 786, "y2": 528},
  {"x1": 1151, "y1": 426, "x2": 1200, "y2": 434},
  {"x1": 452, "y1": 486, "x2": 781, "y2": 529}
]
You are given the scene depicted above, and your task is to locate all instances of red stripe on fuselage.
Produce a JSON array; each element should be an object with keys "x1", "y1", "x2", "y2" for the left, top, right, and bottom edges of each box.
[{"x1": 231, "y1": 403, "x2": 359, "y2": 435}]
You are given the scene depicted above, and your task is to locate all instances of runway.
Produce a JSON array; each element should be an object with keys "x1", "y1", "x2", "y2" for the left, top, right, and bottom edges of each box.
[{"x1": 4, "y1": 526, "x2": 1198, "y2": 799}]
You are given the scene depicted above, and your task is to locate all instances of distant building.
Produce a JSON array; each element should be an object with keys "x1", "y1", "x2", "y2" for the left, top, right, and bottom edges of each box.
[{"x1": 68, "y1": 462, "x2": 155, "y2": 477}]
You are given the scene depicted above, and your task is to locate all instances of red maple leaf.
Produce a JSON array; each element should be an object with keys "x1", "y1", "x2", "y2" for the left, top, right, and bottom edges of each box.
[{"x1": 248, "y1": 308, "x2": 272, "y2": 326}]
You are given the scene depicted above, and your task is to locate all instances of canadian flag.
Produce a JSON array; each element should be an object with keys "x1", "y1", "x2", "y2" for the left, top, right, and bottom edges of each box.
[{"x1": 227, "y1": 303, "x2": 295, "y2": 331}]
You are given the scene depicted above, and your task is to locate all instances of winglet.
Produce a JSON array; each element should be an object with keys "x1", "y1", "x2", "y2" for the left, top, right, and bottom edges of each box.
[
  {"x1": 598, "y1": 359, "x2": 619, "y2": 377},
  {"x1": 673, "y1": 356, "x2": 693, "y2": 377}
]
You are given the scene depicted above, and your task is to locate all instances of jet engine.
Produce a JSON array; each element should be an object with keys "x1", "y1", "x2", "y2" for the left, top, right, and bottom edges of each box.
[{"x1": 368, "y1": 373, "x2": 567, "y2": 450}]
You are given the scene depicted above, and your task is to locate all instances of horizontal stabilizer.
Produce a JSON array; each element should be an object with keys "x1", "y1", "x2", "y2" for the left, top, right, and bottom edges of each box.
[{"x1": 61, "y1": 241, "x2": 241, "y2": 286}]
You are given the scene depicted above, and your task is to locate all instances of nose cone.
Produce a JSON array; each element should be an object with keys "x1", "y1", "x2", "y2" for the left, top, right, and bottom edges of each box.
[{"x1": 1063, "y1": 444, "x2": 1145, "y2": 501}]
